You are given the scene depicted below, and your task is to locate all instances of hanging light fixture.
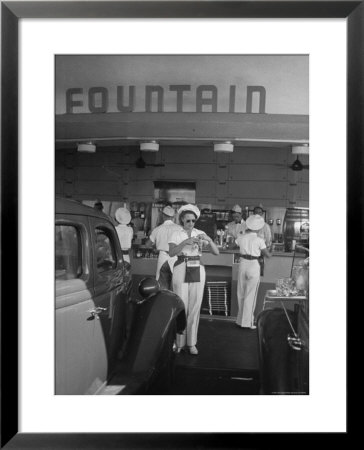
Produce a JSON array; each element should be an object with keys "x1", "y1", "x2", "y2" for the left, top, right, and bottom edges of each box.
[
  {"x1": 77, "y1": 141, "x2": 96, "y2": 153},
  {"x1": 140, "y1": 140, "x2": 159, "y2": 152},
  {"x1": 291, "y1": 157, "x2": 303, "y2": 171},
  {"x1": 214, "y1": 141, "x2": 234, "y2": 153}
]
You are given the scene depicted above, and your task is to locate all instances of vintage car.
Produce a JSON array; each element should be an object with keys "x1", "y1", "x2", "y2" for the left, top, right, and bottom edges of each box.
[
  {"x1": 256, "y1": 259, "x2": 309, "y2": 395},
  {"x1": 55, "y1": 197, "x2": 186, "y2": 395}
]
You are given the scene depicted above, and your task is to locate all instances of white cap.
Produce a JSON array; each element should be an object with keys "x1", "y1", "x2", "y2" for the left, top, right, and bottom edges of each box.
[
  {"x1": 231, "y1": 204, "x2": 242, "y2": 213},
  {"x1": 177, "y1": 204, "x2": 201, "y2": 219},
  {"x1": 115, "y1": 207, "x2": 131, "y2": 225},
  {"x1": 162, "y1": 206, "x2": 175, "y2": 217},
  {"x1": 246, "y1": 214, "x2": 265, "y2": 231}
]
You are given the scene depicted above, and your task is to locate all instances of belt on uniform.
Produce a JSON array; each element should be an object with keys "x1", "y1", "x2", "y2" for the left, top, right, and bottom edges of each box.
[
  {"x1": 240, "y1": 254, "x2": 259, "y2": 260},
  {"x1": 121, "y1": 249, "x2": 129, "y2": 255}
]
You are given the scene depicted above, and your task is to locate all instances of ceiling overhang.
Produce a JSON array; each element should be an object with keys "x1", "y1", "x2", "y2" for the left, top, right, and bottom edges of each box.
[{"x1": 55, "y1": 112, "x2": 309, "y2": 149}]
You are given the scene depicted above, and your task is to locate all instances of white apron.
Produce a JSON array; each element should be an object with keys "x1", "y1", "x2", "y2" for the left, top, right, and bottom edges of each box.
[{"x1": 156, "y1": 250, "x2": 177, "y2": 280}]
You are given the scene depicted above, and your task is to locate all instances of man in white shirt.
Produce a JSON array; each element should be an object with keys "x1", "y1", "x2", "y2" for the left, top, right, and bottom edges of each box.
[
  {"x1": 226, "y1": 204, "x2": 246, "y2": 240},
  {"x1": 146, "y1": 205, "x2": 181, "y2": 290},
  {"x1": 252, "y1": 206, "x2": 272, "y2": 277},
  {"x1": 253, "y1": 206, "x2": 272, "y2": 248}
]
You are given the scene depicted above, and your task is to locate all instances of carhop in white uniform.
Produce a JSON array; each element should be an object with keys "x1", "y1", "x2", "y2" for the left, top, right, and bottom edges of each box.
[
  {"x1": 146, "y1": 205, "x2": 182, "y2": 289},
  {"x1": 168, "y1": 204, "x2": 219, "y2": 355},
  {"x1": 235, "y1": 214, "x2": 271, "y2": 329}
]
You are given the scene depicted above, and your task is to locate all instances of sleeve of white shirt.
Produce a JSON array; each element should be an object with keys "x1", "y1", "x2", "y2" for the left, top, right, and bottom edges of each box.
[
  {"x1": 149, "y1": 227, "x2": 157, "y2": 243},
  {"x1": 265, "y1": 224, "x2": 272, "y2": 246},
  {"x1": 168, "y1": 230, "x2": 180, "y2": 245},
  {"x1": 259, "y1": 237, "x2": 267, "y2": 251}
]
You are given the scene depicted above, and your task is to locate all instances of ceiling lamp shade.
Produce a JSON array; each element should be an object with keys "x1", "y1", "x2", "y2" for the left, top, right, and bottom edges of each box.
[
  {"x1": 292, "y1": 144, "x2": 309, "y2": 155},
  {"x1": 214, "y1": 141, "x2": 234, "y2": 153},
  {"x1": 140, "y1": 141, "x2": 159, "y2": 152},
  {"x1": 77, "y1": 141, "x2": 96, "y2": 153}
]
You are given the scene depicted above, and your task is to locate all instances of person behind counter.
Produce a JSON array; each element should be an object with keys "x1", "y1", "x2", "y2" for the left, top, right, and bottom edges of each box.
[
  {"x1": 253, "y1": 206, "x2": 272, "y2": 248},
  {"x1": 169, "y1": 204, "x2": 219, "y2": 355},
  {"x1": 145, "y1": 205, "x2": 181, "y2": 290},
  {"x1": 115, "y1": 207, "x2": 133, "y2": 263},
  {"x1": 94, "y1": 199, "x2": 104, "y2": 212},
  {"x1": 252, "y1": 206, "x2": 272, "y2": 276},
  {"x1": 235, "y1": 214, "x2": 271, "y2": 329},
  {"x1": 226, "y1": 204, "x2": 246, "y2": 240}
]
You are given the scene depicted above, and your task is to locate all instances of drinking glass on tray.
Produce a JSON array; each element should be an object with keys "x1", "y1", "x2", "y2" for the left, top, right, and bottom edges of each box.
[{"x1": 276, "y1": 277, "x2": 295, "y2": 296}]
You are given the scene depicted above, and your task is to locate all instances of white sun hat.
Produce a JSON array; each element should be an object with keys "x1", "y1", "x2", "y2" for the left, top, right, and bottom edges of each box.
[
  {"x1": 162, "y1": 206, "x2": 175, "y2": 217},
  {"x1": 115, "y1": 207, "x2": 131, "y2": 225},
  {"x1": 246, "y1": 214, "x2": 265, "y2": 231},
  {"x1": 177, "y1": 204, "x2": 201, "y2": 219}
]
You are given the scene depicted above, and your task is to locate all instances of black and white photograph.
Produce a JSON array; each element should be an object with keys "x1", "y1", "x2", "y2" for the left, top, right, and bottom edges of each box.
[
  {"x1": 55, "y1": 54, "x2": 309, "y2": 396},
  {"x1": 2, "y1": 2, "x2": 354, "y2": 443}
]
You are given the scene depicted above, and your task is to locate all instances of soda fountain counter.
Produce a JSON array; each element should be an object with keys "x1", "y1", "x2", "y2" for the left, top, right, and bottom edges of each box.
[{"x1": 130, "y1": 246, "x2": 306, "y2": 318}]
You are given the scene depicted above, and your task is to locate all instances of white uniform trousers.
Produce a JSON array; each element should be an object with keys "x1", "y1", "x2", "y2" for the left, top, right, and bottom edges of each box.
[
  {"x1": 172, "y1": 262, "x2": 206, "y2": 348},
  {"x1": 122, "y1": 250, "x2": 130, "y2": 264},
  {"x1": 236, "y1": 259, "x2": 260, "y2": 327}
]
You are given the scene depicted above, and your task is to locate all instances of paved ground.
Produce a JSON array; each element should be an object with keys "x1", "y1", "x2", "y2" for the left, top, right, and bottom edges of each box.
[{"x1": 170, "y1": 316, "x2": 260, "y2": 395}]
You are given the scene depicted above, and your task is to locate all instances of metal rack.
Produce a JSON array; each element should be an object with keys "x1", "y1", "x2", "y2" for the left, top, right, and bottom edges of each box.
[{"x1": 202, "y1": 281, "x2": 230, "y2": 316}]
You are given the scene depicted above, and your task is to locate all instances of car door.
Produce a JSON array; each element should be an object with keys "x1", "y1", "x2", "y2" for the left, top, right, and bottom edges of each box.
[
  {"x1": 90, "y1": 217, "x2": 131, "y2": 375},
  {"x1": 55, "y1": 215, "x2": 108, "y2": 394}
]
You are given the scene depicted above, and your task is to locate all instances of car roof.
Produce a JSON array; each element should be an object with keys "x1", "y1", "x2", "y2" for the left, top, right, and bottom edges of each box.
[{"x1": 56, "y1": 197, "x2": 111, "y2": 220}]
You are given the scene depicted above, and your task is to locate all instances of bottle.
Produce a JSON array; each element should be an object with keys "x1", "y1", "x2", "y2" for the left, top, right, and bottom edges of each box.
[{"x1": 224, "y1": 225, "x2": 229, "y2": 248}]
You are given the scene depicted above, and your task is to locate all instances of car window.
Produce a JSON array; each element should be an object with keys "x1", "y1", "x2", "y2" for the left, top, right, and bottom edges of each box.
[
  {"x1": 95, "y1": 227, "x2": 117, "y2": 272},
  {"x1": 55, "y1": 225, "x2": 82, "y2": 280}
]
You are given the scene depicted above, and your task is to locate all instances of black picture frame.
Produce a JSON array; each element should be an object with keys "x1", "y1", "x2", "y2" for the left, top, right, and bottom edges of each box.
[{"x1": 1, "y1": 1, "x2": 358, "y2": 447}]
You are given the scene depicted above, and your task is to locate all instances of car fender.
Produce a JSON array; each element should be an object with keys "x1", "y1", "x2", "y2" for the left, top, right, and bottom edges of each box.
[
  {"x1": 123, "y1": 290, "x2": 186, "y2": 374},
  {"x1": 257, "y1": 308, "x2": 299, "y2": 395}
]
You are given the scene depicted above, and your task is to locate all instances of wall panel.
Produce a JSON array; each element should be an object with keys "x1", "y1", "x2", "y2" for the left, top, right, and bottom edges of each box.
[
  {"x1": 196, "y1": 180, "x2": 216, "y2": 199},
  {"x1": 76, "y1": 166, "x2": 121, "y2": 181},
  {"x1": 161, "y1": 146, "x2": 216, "y2": 164},
  {"x1": 74, "y1": 180, "x2": 121, "y2": 196},
  {"x1": 228, "y1": 180, "x2": 287, "y2": 200},
  {"x1": 159, "y1": 163, "x2": 215, "y2": 180},
  {"x1": 230, "y1": 147, "x2": 289, "y2": 164},
  {"x1": 55, "y1": 145, "x2": 308, "y2": 207},
  {"x1": 229, "y1": 164, "x2": 287, "y2": 181}
]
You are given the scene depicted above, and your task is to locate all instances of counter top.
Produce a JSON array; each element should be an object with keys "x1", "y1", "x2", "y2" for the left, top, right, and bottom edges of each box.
[
  {"x1": 205, "y1": 248, "x2": 302, "y2": 258},
  {"x1": 132, "y1": 245, "x2": 304, "y2": 258}
]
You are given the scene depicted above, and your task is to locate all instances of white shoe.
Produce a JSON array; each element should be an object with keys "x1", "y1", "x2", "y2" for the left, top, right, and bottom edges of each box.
[
  {"x1": 188, "y1": 346, "x2": 198, "y2": 355},
  {"x1": 250, "y1": 325, "x2": 257, "y2": 330}
]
